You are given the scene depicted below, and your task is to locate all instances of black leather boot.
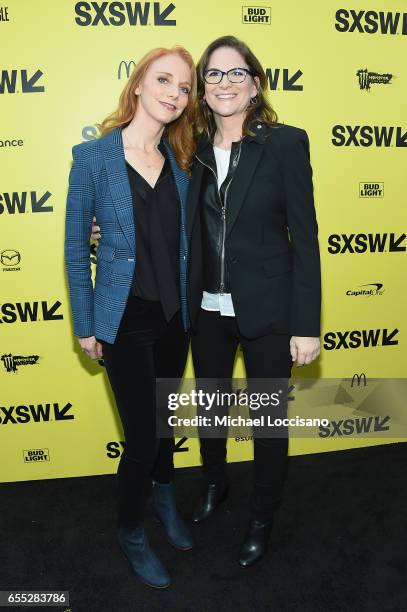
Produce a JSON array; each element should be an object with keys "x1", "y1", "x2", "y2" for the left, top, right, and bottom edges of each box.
[
  {"x1": 238, "y1": 518, "x2": 273, "y2": 568},
  {"x1": 191, "y1": 482, "x2": 229, "y2": 523}
]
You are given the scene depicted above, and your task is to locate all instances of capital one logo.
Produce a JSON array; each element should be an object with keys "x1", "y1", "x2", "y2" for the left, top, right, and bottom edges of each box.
[
  {"x1": 265, "y1": 68, "x2": 303, "y2": 91},
  {"x1": 332, "y1": 126, "x2": 407, "y2": 147},
  {"x1": 0, "y1": 69, "x2": 44, "y2": 94},
  {"x1": 335, "y1": 9, "x2": 407, "y2": 35},
  {"x1": 75, "y1": 2, "x2": 176, "y2": 26}
]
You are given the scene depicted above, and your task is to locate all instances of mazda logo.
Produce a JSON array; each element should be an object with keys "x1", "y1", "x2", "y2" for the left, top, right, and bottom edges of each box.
[{"x1": 1, "y1": 249, "x2": 21, "y2": 266}]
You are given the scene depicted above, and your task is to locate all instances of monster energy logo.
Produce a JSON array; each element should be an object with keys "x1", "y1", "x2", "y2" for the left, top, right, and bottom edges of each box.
[
  {"x1": 1, "y1": 353, "x2": 40, "y2": 373},
  {"x1": 357, "y1": 69, "x2": 393, "y2": 90}
]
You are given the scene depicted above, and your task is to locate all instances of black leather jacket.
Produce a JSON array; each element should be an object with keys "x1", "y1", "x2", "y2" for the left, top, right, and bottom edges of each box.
[{"x1": 195, "y1": 138, "x2": 243, "y2": 293}]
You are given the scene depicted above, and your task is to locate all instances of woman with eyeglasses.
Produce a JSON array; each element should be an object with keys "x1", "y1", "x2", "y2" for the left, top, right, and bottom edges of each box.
[
  {"x1": 186, "y1": 35, "x2": 321, "y2": 568},
  {"x1": 65, "y1": 46, "x2": 197, "y2": 589}
]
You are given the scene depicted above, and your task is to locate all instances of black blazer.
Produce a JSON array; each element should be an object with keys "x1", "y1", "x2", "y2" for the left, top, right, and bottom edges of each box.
[{"x1": 186, "y1": 122, "x2": 321, "y2": 339}]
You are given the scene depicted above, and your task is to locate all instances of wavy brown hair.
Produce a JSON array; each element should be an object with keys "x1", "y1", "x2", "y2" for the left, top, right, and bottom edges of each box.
[
  {"x1": 99, "y1": 47, "x2": 197, "y2": 171},
  {"x1": 196, "y1": 35, "x2": 278, "y2": 140}
]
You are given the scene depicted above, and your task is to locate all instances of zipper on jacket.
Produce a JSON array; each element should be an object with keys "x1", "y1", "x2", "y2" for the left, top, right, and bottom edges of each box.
[
  {"x1": 196, "y1": 141, "x2": 242, "y2": 295},
  {"x1": 219, "y1": 142, "x2": 242, "y2": 294}
]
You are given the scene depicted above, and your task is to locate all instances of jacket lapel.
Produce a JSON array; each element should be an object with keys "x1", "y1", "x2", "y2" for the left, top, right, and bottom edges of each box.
[
  {"x1": 226, "y1": 140, "x2": 265, "y2": 238},
  {"x1": 186, "y1": 162, "x2": 204, "y2": 237},
  {"x1": 101, "y1": 127, "x2": 135, "y2": 253}
]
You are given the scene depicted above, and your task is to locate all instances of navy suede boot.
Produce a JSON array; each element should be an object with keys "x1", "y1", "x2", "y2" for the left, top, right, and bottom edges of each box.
[
  {"x1": 117, "y1": 524, "x2": 171, "y2": 588},
  {"x1": 151, "y1": 481, "x2": 194, "y2": 550}
]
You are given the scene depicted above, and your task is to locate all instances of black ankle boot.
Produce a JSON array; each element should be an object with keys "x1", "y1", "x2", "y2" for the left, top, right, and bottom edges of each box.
[
  {"x1": 238, "y1": 518, "x2": 273, "y2": 568},
  {"x1": 192, "y1": 483, "x2": 229, "y2": 523}
]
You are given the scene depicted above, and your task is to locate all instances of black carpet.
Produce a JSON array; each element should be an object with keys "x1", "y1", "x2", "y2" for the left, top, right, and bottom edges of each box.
[{"x1": 1, "y1": 443, "x2": 406, "y2": 612}]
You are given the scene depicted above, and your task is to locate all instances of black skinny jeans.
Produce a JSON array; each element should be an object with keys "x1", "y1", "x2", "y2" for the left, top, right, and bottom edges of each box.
[
  {"x1": 101, "y1": 296, "x2": 189, "y2": 527},
  {"x1": 191, "y1": 308, "x2": 293, "y2": 521}
]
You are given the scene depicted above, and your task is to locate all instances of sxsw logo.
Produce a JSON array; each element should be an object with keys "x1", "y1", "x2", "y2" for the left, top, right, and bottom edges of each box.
[
  {"x1": 359, "y1": 182, "x2": 384, "y2": 198},
  {"x1": 118, "y1": 60, "x2": 136, "y2": 79},
  {"x1": 0, "y1": 403, "x2": 74, "y2": 425},
  {"x1": 335, "y1": 9, "x2": 407, "y2": 35},
  {"x1": 0, "y1": 191, "x2": 53, "y2": 214},
  {"x1": 242, "y1": 7, "x2": 271, "y2": 24},
  {"x1": 23, "y1": 448, "x2": 50, "y2": 462},
  {"x1": 75, "y1": 2, "x2": 176, "y2": 26},
  {"x1": 265, "y1": 68, "x2": 303, "y2": 91},
  {"x1": 318, "y1": 416, "x2": 390, "y2": 437},
  {"x1": 357, "y1": 69, "x2": 392, "y2": 91},
  {"x1": 106, "y1": 436, "x2": 188, "y2": 458},
  {"x1": 324, "y1": 328, "x2": 399, "y2": 350},
  {"x1": 332, "y1": 126, "x2": 407, "y2": 147},
  {"x1": 0, "y1": 69, "x2": 44, "y2": 94},
  {"x1": 328, "y1": 233, "x2": 406, "y2": 254},
  {"x1": 0, "y1": 301, "x2": 64, "y2": 324}
]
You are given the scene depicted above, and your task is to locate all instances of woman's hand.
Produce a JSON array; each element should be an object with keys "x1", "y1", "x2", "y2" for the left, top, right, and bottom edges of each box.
[
  {"x1": 78, "y1": 336, "x2": 103, "y2": 360},
  {"x1": 91, "y1": 216, "x2": 101, "y2": 242},
  {"x1": 290, "y1": 336, "x2": 320, "y2": 366}
]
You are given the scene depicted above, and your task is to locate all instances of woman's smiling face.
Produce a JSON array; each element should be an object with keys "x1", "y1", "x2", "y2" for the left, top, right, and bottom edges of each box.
[{"x1": 203, "y1": 46, "x2": 258, "y2": 119}]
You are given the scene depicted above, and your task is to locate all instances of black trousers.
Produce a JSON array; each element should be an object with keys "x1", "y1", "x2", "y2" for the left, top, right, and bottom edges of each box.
[
  {"x1": 191, "y1": 308, "x2": 292, "y2": 521},
  {"x1": 100, "y1": 296, "x2": 189, "y2": 527}
]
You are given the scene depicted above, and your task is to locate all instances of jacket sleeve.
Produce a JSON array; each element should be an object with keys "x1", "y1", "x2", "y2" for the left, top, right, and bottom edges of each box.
[
  {"x1": 281, "y1": 128, "x2": 321, "y2": 337},
  {"x1": 64, "y1": 145, "x2": 95, "y2": 338}
]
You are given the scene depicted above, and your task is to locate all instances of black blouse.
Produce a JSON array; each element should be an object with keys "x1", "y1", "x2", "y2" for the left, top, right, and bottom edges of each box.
[{"x1": 125, "y1": 143, "x2": 181, "y2": 321}]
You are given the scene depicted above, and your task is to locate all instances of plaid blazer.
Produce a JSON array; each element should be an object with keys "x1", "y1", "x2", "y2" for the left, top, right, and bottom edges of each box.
[{"x1": 65, "y1": 127, "x2": 189, "y2": 344}]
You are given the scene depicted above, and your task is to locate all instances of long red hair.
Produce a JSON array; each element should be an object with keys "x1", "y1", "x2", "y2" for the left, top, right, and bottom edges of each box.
[{"x1": 99, "y1": 47, "x2": 197, "y2": 171}]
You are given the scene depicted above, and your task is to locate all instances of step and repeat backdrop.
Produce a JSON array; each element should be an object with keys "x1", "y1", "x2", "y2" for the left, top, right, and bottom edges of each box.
[{"x1": 1, "y1": 1, "x2": 406, "y2": 482}]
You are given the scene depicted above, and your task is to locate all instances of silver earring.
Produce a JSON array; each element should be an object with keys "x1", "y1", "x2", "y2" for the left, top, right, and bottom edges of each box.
[{"x1": 250, "y1": 95, "x2": 258, "y2": 105}]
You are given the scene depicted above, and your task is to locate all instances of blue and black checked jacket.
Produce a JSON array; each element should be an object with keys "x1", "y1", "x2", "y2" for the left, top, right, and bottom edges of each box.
[{"x1": 65, "y1": 127, "x2": 189, "y2": 344}]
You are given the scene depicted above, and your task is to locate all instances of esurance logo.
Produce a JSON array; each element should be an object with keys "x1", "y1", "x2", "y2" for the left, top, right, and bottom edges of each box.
[
  {"x1": 324, "y1": 328, "x2": 399, "y2": 350},
  {"x1": 0, "y1": 301, "x2": 63, "y2": 324},
  {"x1": 332, "y1": 126, "x2": 407, "y2": 147},
  {"x1": 242, "y1": 7, "x2": 271, "y2": 24},
  {"x1": 75, "y1": 2, "x2": 176, "y2": 26},
  {"x1": 335, "y1": 9, "x2": 407, "y2": 35},
  {"x1": 0, "y1": 191, "x2": 53, "y2": 214},
  {"x1": 328, "y1": 233, "x2": 406, "y2": 254},
  {"x1": 0, "y1": 402, "x2": 74, "y2": 425},
  {"x1": 265, "y1": 68, "x2": 303, "y2": 91},
  {"x1": 0, "y1": 69, "x2": 44, "y2": 94},
  {"x1": 0, "y1": 7, "x2": 10, "y2": 21}
]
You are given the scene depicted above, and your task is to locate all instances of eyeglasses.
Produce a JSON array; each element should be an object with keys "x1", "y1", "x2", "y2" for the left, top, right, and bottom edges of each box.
[{"x1": 203, "y1": 67, "x2": 253, "y2": 84}]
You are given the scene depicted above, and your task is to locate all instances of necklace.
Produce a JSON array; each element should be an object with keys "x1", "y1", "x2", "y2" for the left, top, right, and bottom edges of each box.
[{"x1": 123, "y1": 132, "x2": 161, "y2": 169}]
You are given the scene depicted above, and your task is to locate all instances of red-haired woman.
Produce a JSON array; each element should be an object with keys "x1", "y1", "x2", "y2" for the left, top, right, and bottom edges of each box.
[{"x1": 65, "y1": 47, "x2": 197, "y2": 589}]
